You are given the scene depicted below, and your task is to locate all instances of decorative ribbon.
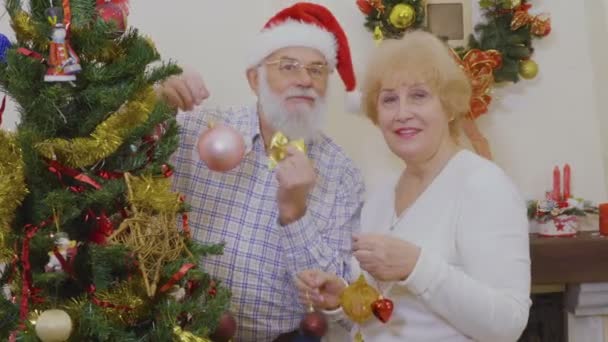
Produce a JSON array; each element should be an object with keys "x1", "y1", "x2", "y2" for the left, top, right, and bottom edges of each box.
[
  {"x1": 268, "y1": 132, "x2": 307, "y2": 169},
  {"x1": 369, "y1": 0, "x2": 385, "y2": 13},
  {"x1": 16, "y1": 47, "x2": 45, "y2": 63},
  {"x1": 158, "y1": 263, "x2": 196, "y2": 294},
  {"x1": 48, "y1": 160, "x2": 101, "y2": 190},
  {"x1": 510, "y1": 4, "x2": 551, "y2": 37},
  {"x1": 451, "y1": 49, "x2": 502, "y2": 160}
]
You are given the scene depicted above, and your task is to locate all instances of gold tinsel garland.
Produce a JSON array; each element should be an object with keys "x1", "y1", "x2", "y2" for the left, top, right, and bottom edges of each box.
[
  {"x1": 11, "y1": 11, "x2": 49, "y2": 49},
  {"x1": 61, "y1": 280, "x2": 149, "y2": 326},
  {"x1": 35, "y1": 87, "x2": 157, "y2": 168},
  {"x1": 109, "y1": 173, "x2": 192, "y2": 298},
  {"x1": 129, "y1": 176, "x2": 182, "y2": 213},
  {"x1": 0, "y1": 130, "x2": 28, "y2": 261}
]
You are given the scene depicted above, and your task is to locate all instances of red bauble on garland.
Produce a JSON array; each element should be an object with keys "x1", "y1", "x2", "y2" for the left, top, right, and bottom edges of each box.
[
  {"x1": 210, "y1": 312, "x2": 237, "y2": 342},
  {"x1": 299, "y1": 310, "x2": 328, "y2": 337}
]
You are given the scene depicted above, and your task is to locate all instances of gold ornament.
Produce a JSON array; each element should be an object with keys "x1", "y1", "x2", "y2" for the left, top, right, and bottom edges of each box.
[
  {"x1": 268, "y1": 131, "x2": 307, "y2": 169},
  {"x1": 0, "y1": 130, "x2": 28, "y2": 262},
  {"x1": 35, "y1": 309, "x2": 73, "y2": 342},
  {"x1": 519, "y1": 59, "x2": 539, "y2": 79},
  {"x1": 35, "y1": 87, "x2": 157, "y2": 168},
  {"x1": 339, "y1": 274, "x2": 380, "y2": 324},
  {"x1": 388, "y1": 4, "x2": 416, "y2": 29},
  {"x1": 108, "y1": 173, "x2": 193, "y2": 297},
  {"x1": 28, "y1": 309, "x2": 42, "y2": 325},
  {"x1": 93, "y1": 280, "x2": 150, "y2": 325},
  {"x1": 373, "y1": 25, "x2": 384, "y2": 44},
  {"x1": 173, "y1": 326, "x2": 211, "y2": 342}
]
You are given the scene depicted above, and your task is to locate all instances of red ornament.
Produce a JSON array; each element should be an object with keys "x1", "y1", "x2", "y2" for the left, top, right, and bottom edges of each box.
[
  {"x1": 96, "y1": 1, "x2": 128, "y2": 34},
  {"x1": 208, "y1": 287, "x2": 217, "y2": 297},
  {"x1": 371, "y1": 296, "x2": 394, "y2": 323},
  {"x1": 161, "y1": 164, "x2": 173, "y2": 178},
  {"x1": 96, "y1": 0, "x2": 129, "y2": 14},
  {"x1": 299, "y1": 311, "x2": 328, "y2": 337},
  {"x1": 356, "y1": 0, "x2": 373, "y2": 15},
  {"x1": 196, "y1": 123, "x2": 246, "y2": 172},
  {"x1": 210, "y1": 312, "x2": 237, "y2": 342}
]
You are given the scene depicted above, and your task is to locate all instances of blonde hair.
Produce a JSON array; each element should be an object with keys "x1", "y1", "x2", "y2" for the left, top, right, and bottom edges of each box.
[{"x1": 361, "y1": 30, "x2": 472, "y2": 138}]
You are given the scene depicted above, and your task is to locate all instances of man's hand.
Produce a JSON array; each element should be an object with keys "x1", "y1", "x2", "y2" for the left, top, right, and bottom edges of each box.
[
  {"x1": 156, "y1": 70, "x2": 209, "y2": 111},
  {"x1": 295, "y1": 270, "x2": 345, "y2": 310},
  {"x1": 276, "y1": 146, "x2": 316, "y2": 225}
]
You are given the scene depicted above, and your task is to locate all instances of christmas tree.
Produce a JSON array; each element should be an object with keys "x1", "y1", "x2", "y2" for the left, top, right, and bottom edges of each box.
[{"x1": 0, "y1": 1, "x2": 232, "y2": 341}]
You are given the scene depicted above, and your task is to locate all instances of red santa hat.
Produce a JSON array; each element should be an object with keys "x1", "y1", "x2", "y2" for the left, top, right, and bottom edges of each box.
[{"x1": 248, "y1": 2, "x2": 360, "y2": 112}]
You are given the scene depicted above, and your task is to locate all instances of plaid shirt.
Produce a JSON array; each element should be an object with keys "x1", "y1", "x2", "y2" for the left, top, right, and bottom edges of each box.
[{"x1": 171, "y1": 105, "x2": 365, "y2": 342}]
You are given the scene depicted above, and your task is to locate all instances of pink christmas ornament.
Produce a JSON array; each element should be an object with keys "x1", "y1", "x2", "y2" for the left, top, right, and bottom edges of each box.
[{"x1": 196, "y1": 123, "x2": 245, "y2": 172}]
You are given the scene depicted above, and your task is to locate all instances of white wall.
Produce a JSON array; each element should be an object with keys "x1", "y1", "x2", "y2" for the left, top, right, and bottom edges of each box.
[{"x1": 1, "y1": 0, "x2": 607, "y2": 206}]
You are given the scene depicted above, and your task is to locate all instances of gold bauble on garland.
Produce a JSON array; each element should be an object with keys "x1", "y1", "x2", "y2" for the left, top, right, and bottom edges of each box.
[
  {"x1": 519, "y1": 59, "x2": 539, "y2": 79},
  {"x1": 388, "y1": 4, "x2": 416, "y2": 29}
]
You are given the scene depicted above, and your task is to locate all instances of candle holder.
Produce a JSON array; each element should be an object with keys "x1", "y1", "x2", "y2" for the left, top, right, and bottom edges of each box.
[{"x1": 527, "y1": 164, "x2": 598, "y2": 237}]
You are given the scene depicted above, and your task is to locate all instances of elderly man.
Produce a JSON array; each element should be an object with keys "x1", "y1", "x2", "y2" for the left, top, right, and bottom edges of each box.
[{"x1": 159, "y1": 3, "x2": 364, "y2": 341}]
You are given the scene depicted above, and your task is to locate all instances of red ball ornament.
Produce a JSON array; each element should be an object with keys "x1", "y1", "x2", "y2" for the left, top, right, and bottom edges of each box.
[
  {"x1": 196, "y1": 123, "x2": 245, "y2": 172},
  {"x1": 210, "y1": 312, "x2": 237, "y2": 342},
  {"x1": 96, "y1": 1, "x2": 128, "y2": 34},
  {"x1": 299, "y1": 311, "x2": 328, "y2": 337},
  {"x1": 371, "y1": 296, "x2": 394, "y2": 323}
]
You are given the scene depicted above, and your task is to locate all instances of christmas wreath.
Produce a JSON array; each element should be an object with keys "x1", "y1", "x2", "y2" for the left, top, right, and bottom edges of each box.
[{"x1": 356, "y1": 0, "x2": 551, "y2": 159}]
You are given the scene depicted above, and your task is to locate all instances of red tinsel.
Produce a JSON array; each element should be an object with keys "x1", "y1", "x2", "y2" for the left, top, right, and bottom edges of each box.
[{"x1": 158, "y1": 263, "x2": 196, "y2": 293}]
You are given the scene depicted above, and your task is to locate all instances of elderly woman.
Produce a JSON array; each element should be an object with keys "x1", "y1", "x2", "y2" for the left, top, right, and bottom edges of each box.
[{"x1": 296, "y1": 31, "x2": 531, "y2": 342}]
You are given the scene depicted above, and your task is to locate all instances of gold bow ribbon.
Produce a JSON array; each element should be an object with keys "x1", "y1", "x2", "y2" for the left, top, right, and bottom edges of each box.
[
  {"x1": 173, "y1": 326, "x2": 211, "y2": 342},
  {"x1": 511, "y1": 5, "x2": 551, "y2": 37},
  {"x1": 268, "y1": 132, "x2": 307, "y2": 169},
  {"x1": 451, "y1": 49, "x2": 502, "y2": 160}
]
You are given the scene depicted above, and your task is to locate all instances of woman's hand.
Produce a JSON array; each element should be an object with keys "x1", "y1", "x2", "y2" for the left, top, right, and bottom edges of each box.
[
  {"x1": 353, "y1": 234, "x2": 421, "y2": 281},
  {"x1": 295, "y1": 270, "x2": 346, "y2": 310}
]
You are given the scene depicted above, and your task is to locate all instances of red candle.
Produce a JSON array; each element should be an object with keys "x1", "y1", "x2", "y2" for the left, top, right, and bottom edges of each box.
[
  {"x1": 553, "y1": 166, "x2": 561, "y2": 201},
  {"x1": 600, "y1": 203, "x2": 608, "y2": 236},
  {"x1": 563, "y1": 164, "x2": 571, "y2": 199}
]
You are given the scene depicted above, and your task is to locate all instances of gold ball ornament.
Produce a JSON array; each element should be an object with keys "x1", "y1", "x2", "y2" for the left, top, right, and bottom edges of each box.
[
  {"x1": 389, "y1": 4, "x2": 416, "y2": 29},
  {"x1": 519, "y1": 59, "x2": 539, "y2": 79},
  {"x1": 339, "y1": 275, "x2": 380, "y2": 324},
  {"x1": 35, "y1": 309, "x2": 73, "y2": 342}
]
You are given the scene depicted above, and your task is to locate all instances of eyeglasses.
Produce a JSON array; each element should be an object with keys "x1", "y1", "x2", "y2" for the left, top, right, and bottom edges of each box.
[{"x1": 265, "y1": 58, "x2": 330, "y2": 80}]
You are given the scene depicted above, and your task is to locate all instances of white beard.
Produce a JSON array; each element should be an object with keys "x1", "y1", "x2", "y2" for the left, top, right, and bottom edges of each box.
[{"x1": 257, "y1": 68, "x2": 327, "y2": 142}]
